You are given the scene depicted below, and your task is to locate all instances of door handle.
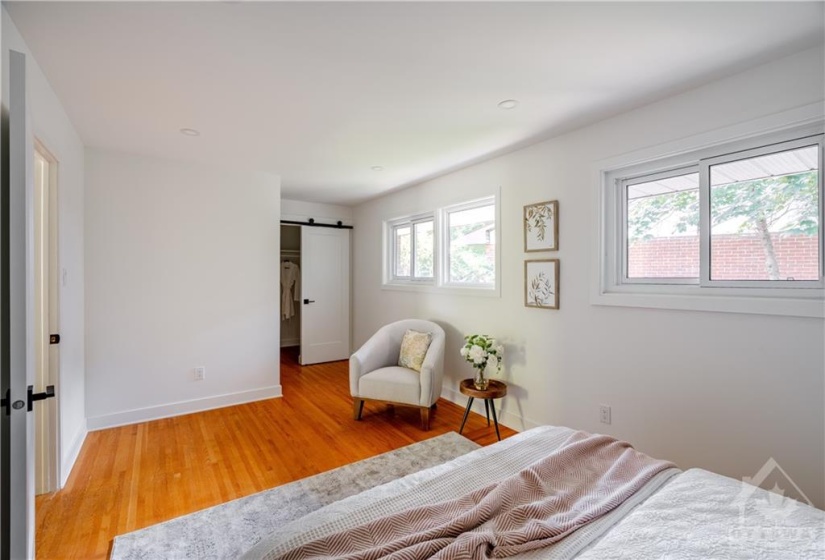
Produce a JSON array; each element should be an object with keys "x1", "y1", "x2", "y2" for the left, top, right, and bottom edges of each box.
[
  {"x1": 1, "y1": 389, "x2": 26, "y2": 415},
  {"x1": 303, "y1": 299, "x2": 316, "y2": 304},
  {"x1": 27, "y1": 385, "x2": 56, "y2": 412}
]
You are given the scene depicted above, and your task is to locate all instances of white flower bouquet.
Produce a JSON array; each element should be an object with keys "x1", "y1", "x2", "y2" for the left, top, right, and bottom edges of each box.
[{"x1": 460, "y1": 334, "x2": 504, "y2": 390}]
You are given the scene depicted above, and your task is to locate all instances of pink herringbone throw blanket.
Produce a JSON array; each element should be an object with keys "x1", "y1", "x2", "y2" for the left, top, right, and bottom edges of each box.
[{"x1": 278, "y1": 431, "x2": 675, "y2": 560}]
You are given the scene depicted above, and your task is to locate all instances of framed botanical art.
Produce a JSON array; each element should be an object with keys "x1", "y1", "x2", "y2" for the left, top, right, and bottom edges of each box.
[
  {"x1": 523, "y1": 200, "x2": 558, "y2": 252},
  {"x1": 524, "y1": 259, "x2": 559, "y2": 309}
]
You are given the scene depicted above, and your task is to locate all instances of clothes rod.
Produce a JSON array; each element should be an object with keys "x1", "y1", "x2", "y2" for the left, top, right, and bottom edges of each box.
[{"x1": 281, "y1": 219, "x2": 353, "y2": 230}]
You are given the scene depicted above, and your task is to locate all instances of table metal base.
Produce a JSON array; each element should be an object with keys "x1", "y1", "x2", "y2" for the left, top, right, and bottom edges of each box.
[{"x1": 458, "y1": 396, "x2": 501, "y2": 441}]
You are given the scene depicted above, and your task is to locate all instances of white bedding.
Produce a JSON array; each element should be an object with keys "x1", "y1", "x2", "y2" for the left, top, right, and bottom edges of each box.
[
  {"x1": 577, "y1": 468, "x2": 825, "y2": 559},
  {"x1": 242, "y1": 426, "x2": 824, "y2": 559}
]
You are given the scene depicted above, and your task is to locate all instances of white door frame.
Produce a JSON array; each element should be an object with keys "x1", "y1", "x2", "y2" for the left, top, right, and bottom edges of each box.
[
  {"x1": 33, "y1": 140, "x2": 59, "y2": 495},
  {"x1": 279, "y1": 224, "x2": 301, "y2": 348}
]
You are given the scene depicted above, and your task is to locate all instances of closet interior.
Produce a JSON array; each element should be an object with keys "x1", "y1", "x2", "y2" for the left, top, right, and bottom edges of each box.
[{"x1": 280, "y1": 224, "x2": 301, "y2": 348}]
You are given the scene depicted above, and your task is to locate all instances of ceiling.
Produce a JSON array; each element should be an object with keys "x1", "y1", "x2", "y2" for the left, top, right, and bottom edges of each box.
[{"x1": 6, "y1": 2, "x2": 824, "y2": 205}]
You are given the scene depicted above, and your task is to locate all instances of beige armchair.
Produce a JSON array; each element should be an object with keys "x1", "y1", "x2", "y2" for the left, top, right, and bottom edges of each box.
[{"x1": 350, "y1": 319, "x2": 445, "y2": 430}]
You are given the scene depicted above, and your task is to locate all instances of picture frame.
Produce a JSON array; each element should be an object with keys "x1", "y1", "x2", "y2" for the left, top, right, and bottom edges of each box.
[
  {"x1": 524, "y1": 259, "x2": 559, "y2": 309},
  {"x1": 523, "y1": 200, "x2": 558, "y2": 252}
]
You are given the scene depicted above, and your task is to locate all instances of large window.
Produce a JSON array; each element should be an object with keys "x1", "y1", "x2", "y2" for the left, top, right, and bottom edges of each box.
[
  {"x1": 600, "y1": 124, "x2": 824, "y2": 317},
  {"x1": 385, "y1": 196, "x2": 498, "y2": 292}
]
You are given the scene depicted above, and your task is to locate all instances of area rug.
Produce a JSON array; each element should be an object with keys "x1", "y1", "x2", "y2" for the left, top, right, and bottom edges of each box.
[{"x1": 110, "y1": 432, "x2": 479, "y2": 560}]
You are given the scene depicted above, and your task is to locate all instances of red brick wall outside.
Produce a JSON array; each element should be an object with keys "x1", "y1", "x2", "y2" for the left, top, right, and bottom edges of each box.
[{"x1": 628, "y1": 234, "x2": 819, "y2": 280}]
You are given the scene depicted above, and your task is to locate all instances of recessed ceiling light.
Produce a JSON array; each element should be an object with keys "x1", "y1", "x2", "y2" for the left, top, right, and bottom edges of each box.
[
  {"x1": 180, "y1": 128, "x2": 201, "y2": 137},
  {"x1": 371, "y1": 166, "x2": 384, "y2": 171},
  {"x1": 497, "y1": 99, "x2": 519, "y2": 110}
]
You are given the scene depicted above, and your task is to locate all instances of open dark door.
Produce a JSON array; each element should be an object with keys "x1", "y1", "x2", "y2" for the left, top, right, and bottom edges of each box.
[{"x1": 1, "y1": 49, "x2": 33, "y2": 560}]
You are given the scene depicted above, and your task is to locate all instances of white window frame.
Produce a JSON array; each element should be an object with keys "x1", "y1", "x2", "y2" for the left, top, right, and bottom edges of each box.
[
  {"x1": 596, "y1": 113, "x2": 825, "y2": 318},
  {"x1": 386, "y1": 213, "x2": 435, "y2": 284},
  {"x1": 439, "y1": 196, "x2": 498, "y2": 291},
  {"x1": 383, "y1": 193, "x2": 500, "y2": 296}
]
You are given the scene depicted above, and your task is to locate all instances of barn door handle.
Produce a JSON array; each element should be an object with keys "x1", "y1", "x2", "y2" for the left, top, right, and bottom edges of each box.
[
  {"x1": 27, "y1": 385, "x2": 55, "y2": 412},
  {"x1": 303, "y1": 299, "x2": 315, "y2": 304}
]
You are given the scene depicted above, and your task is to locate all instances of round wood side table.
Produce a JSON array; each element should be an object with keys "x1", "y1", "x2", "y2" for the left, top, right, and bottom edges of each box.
[{"x1": 458, "y1": 378, "x2": 507, "y2": 441}]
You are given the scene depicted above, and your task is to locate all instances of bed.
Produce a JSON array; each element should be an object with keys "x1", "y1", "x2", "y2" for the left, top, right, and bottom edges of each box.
[{"x1": 242, "y1": 426, "x2": 824, "y2": 559}]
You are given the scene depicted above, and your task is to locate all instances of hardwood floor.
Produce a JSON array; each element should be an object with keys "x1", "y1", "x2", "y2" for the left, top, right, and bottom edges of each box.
[{"x1": 35, "y1": 348, "x2": 516, "y2": 559}]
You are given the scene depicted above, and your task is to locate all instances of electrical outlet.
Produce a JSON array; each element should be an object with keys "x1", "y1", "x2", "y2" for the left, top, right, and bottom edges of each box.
[
  {"x1": 599, "y1": 405, "x2": 611, "y2": 425},
  {"x1": 194, "y1": 366, "x2": 206, "y2": 381}
]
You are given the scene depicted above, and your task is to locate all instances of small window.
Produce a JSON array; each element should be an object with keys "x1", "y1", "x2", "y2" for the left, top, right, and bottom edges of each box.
[
  {"x1": 708, "y1": 143, "x2": 820, "y2": 283},
  {"x1": 389, "y1": 216, "x2": 434, "y2": 282},
  {"x1": 384, "y1": 195, "x2": 498, "y2": 293},
  {"x1": 444, "y1": 199, "x2": 496, "y2": 287}
]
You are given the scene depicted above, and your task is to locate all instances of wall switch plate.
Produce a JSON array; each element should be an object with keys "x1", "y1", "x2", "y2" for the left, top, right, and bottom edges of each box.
[
  {"x1": 194, "y1": 366, "x2": 206, "y2": 381},
  {"x1": 599, "y1": 404, "x2": 612, "y2": 425}
]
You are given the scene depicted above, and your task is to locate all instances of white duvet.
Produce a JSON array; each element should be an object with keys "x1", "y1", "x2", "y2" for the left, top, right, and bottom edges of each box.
[{"x1": 577, "y1": 468, "x2": 824, "y2": 559}]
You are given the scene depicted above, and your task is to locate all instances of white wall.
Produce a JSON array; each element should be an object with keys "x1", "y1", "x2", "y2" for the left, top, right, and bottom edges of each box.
[
  {"x1": 281, "y1": 198, "x2": 353, "y2": 226},
  {"x1": 85, "y1": 149, "x2": 281, "y2": 429},
  {"x1": 2, "y1": 8, "x2": 87, "y2": 487},
  {"x1": 353, "y1": 47, "x2": 825, "y2": 506}
]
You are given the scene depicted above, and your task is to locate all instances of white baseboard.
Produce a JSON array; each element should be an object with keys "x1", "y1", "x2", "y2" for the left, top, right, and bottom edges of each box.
[
  {"x1": 440, "y1": 386, "x2": 542, "y2": 433},
  {"x1": 60, "y1": 419, "x2": 88, "y2": 488},
  {"x1": 86, "y1": 385, "x2": 283, "y2": 431}
]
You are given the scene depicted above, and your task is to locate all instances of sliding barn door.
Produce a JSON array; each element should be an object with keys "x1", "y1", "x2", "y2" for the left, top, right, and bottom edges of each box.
[{"x1": 300, "y1": 227, "x2": 350, "y2": 365}]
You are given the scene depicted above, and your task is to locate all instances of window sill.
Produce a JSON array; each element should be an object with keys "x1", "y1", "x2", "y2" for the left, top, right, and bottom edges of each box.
[
  {"x1": 382, "y1": 281, "x2": 500, "y2": 298},
  {"x1": 591, "y1": 285, "x2": 824, "y2": 318}
]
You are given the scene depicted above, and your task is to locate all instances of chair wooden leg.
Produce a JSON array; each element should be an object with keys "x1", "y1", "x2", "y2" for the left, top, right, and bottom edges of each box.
[
  {"x1": 420, "y1": 407, "x2": 430, "y2": 431},
  {"x1": 353, "y1": 398, "x2": 364, "y2": 420}
]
